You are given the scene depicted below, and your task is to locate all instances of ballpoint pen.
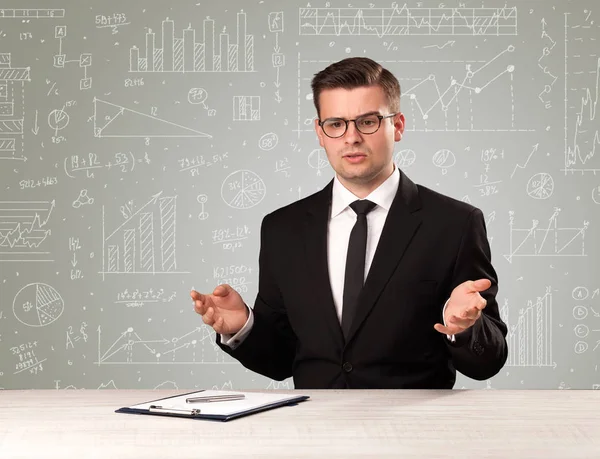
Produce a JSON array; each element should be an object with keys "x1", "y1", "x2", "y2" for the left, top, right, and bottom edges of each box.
[{"x1": 186, "y1": 394, "x2": 245, "y2": 403}]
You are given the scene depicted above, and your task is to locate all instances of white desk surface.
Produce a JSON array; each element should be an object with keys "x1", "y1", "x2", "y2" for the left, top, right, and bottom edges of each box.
[{"x1": 1, "y1": 389, "x2": 599, "y2": 458}]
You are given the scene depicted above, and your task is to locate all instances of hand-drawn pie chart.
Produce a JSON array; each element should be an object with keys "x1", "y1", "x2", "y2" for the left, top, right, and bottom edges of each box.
[
  {"x1": 13, "y1": 283, "x2": 64, "y2": 327},
  {"x1": 221, "y1": 170, "x2": 266, "y2": 209}
]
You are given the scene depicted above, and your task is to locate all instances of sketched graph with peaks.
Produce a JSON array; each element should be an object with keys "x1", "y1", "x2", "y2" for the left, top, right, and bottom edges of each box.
[{"x1": 299, "y1": 6, "x2": 517, "y2": 36}]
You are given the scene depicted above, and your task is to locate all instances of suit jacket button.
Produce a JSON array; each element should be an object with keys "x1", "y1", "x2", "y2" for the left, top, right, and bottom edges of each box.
[{"x1": 342, "y1": 362, "x2": 353, "y2": 373}]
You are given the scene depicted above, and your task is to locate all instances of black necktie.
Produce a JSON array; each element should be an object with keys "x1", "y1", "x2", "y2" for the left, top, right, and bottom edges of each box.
[{"x1": 342, "y1": 199, "x2": 377, "y2": 339}]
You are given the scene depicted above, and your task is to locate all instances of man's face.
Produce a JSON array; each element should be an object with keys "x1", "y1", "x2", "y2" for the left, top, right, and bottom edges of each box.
[{"x1": 314, "y1": 85, "x2": 405, "y2": 190}]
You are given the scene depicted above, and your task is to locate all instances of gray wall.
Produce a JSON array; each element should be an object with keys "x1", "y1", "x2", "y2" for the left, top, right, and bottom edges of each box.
[{"x1": 0, "y1": 0, "x2": 598, "y2": 390}]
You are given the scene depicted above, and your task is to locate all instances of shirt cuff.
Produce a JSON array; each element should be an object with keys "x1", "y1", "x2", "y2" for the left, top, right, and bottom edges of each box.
[
  {"x1": 442, "y1": 298, "x2": 456, "y2": 343},
  {"x1": 220, "y1": 305, "x2": 254, "y2": 349}
]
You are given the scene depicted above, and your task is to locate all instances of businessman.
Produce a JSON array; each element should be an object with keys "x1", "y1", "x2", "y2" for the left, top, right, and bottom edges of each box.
[{"x1": 192, "y1": 57, "x2": 508, "y2": 389}]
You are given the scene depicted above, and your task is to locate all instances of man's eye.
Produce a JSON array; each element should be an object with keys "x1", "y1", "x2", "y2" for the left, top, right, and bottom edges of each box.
[
  {"x1": 359, "y1": 118, "x2": 376, "y2": 126},
  {"x1": 329, "y1": 121, "x2": 343, "y2": 128}
]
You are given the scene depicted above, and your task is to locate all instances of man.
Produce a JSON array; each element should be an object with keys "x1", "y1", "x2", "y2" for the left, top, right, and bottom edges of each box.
[{"x1": 191, "y1": 57, "x2": 508, "y2": 389}]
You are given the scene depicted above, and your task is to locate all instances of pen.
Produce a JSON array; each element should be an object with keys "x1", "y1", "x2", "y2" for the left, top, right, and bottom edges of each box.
[
  {"x1": 186, "y1": 394, "x2": 245, "y2": 403},
  {"x1": 149, "y1": 405, "x2": 202, "y2": 416}
]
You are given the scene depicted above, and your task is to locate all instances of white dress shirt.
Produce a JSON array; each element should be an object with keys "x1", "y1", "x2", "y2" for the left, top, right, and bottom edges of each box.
[{"x1": 221, "y1": 166, "x2": 454, "y2": 348}]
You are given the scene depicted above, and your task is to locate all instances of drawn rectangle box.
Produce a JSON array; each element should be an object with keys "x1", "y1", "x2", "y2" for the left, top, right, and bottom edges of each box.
[
  {"x1": 80, "y1": 78, "x2": 92, "y2": 90},
  {"x1": 0, "y1": 102, "x2": 14, "y2": 116},
  {"x1": 80, "y1": 53, "x2": 92, "y2": 67},
  {"x1": 53, "y1": 55, "x2": 65, "y2": 68},
  {"x1": 0, "y1": 84, "x2": 8, "y2": 101},
  {"x1": 272, "y1": 52, "x2": 284, "y2": 67},
  {"x1": 0, "y1": 138, "x2": 15, "y2": 151}
]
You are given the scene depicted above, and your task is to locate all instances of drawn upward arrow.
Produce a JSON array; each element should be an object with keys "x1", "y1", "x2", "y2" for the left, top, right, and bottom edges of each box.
[{"x1": 105, "y1": 191, "x2": 163, "y2": 241}]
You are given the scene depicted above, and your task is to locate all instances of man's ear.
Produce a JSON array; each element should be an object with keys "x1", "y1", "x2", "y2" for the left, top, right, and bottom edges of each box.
[
  {"x1": 315, "y1": 118, "x2": 325, "y2": 148},
  {"x1": 394, "y1": 113, "x2": 405, "y2": 142}
]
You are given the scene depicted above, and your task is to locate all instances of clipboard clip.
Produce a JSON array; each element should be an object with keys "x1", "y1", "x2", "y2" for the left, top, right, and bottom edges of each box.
[{"x1": 149, "y1": 405, "x2": 201, "y2": 416}]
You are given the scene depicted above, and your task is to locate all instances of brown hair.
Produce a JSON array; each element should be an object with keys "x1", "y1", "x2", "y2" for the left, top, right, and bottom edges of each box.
[{"x1": 311, "y1": 57, "x2": 401, "y2": 119}]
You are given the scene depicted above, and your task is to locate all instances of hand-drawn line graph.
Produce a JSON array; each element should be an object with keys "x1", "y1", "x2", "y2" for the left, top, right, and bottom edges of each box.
[
  {"x1": 0, "y1": 53, "x2": 30, "y2": 162},
  {"x1": 101, "y1": 192, "x2": 188, "y2": 279},
  {"x1": 504, "y1": 208, "x2": 589, "y2": 263},
  {"x1": 0, "y1": 9, "x2": 65, "y2": 19},
  {"x1": 129, "y1": 11, "x2": 255, "y2": 73},
  {"x1": 299, "y1": 6, "x2": 518, "y2": 36},
  {"x1": 297, "y1": 47, "x2": 534, "y2": 135},
  {"x1": 563, "y1": 12, "x2": 600, "y2": 173},
  {"x1": 0, "y1": 200, "x2": 55, "y2": 262},
  {"x1": 500, "y1": 287, "x2": 555, "y2": 368},
  {"x1": 95, "y1": 325, "x2": 236, "y2": 364},
  {"x1": 92, "y1": 98, "x2": 211, "y2": 138},
  {"x1": 13, "y1": 283, "x2": 64, "y2": 327}
]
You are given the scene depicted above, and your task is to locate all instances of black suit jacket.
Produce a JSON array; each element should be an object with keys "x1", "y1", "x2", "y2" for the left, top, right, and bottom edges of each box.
[{"x1": 217, "y1": 169, "x2": 508, "y2": 389}]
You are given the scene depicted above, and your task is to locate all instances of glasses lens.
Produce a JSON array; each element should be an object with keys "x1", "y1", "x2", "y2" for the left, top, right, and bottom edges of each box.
[
  {"x1": 356, "y1": 115, "x2": 380, "y2": 134},
  {"x1": 322, "y1": 119, "x2": 346, "y2": 138}
]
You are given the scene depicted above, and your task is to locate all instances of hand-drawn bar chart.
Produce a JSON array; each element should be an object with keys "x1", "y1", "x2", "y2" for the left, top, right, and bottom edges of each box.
[
  {"x1": 0, "y1": 53, "x2": 30, "y2": 162},
  {"x1": 101, "y1": 192, "x2": 186, "y2": 278},
  {"x1": 129, "y1": 11, "x2": 255, "y2": 73},
  {"x1": 299, "y1": 6, "x2": 518, "y2": 36},
  {"x1": 501, "y1": 287, "x2": 554, "y2": 367}
]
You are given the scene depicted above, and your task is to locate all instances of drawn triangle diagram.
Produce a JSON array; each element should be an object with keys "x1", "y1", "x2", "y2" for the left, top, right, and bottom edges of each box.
[{"x1": 93, "y1": 98, "x2": 212, "y2": 138}]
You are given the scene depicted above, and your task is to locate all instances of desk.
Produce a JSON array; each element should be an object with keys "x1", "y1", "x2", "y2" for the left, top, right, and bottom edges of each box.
[{"x1": 1, "y1": 389, "x2": 599, "y2": 458}]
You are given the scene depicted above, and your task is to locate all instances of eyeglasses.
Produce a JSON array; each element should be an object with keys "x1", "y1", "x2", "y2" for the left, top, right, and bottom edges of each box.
[{"x1": 318, "y1": 113, "x2": 398, "y2": 138}]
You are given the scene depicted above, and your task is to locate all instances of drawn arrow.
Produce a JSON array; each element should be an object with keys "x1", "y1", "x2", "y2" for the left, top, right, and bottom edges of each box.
[
  {"x1": 32, "y1": 110, "x2": 39, "y2": 135},
  {"x1": 106, "y1": 191, "x2": 163, "y2": 241},
  {"x1": 71, "y1": 252, "x2": 78, "y2": 267}
]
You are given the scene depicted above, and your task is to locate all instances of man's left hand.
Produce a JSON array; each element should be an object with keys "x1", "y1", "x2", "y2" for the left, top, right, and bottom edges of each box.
[{"x1": 434, "y1": 279, "x2": 491, "y2": 336}]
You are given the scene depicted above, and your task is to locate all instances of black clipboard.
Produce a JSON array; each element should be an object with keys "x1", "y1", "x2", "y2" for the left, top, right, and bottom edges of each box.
[{"x1": 115, "y1": 390, "x2": 310, "y2": 422}]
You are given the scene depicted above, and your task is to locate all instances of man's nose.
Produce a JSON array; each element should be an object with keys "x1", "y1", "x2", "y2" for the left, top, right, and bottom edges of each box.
[{"x1": 344, "y1": 121, "x2": 363, "y2": 144}]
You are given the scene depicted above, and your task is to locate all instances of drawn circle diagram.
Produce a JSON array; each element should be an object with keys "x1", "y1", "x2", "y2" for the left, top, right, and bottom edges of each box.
[
  {"x1": 592, "y1": 186, "x2": 600, "y2": 204},
  {"x1": 13, "y1": 283, "x2": 64, "y2": 327},
  {"x1": 221, "y1": 170, "x2": 266, "y2": 209},
  {"x1": 527, "y1": 173, "x2": 554, "y2": 199},
  {"x1": 572, "y1": 286, "x2": 589, "y2": 300},
  {"x1": 574, "y1": 324, "x2": 589, "y2": 339},
  {"x1": 48, "y1": 109, "x2": 69, "y2": 131},
  {"x1": 394, "y1": 149, "x2": 416, "y2": 168},
  {"x1": 573, "y1": 305, "x2": 588, "y2": 320},
  {"x1": 308, "y1": 148, "x2": 330, "y2": 172},
  {"x1": 432, "y1": 149, "x2": 456, "y2": 169},
  {"x1": 258, "y1": 132, "x2": 279, "y2": 151},
  {"x1": 188, "y1": 88, "x2": 208, "y2": 105}
]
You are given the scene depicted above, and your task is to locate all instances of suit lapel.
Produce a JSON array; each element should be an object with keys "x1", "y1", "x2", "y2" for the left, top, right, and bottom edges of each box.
[
  {"x1": 303, "y1": 180, "x2": 345, "y2": 344},
  {"x1": 345, "y1": 169, "x2": 423, "y2": 344}
]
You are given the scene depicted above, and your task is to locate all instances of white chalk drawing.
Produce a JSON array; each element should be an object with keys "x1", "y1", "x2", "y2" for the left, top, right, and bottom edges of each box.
[
  {"x1": 299, "y1": 6, "x2": 518, "y2": 36},
  {"x1": 0, "y1": 9, "x2": 64, "y2": 19},
  {"x1": 308, "y1": 148, "x2": 330, "y2": 175},
  {"x1": 13, "y1": 283, "x2": 64, "y2": 327},
  {"x1": 48, "y1": 108, "x2": 69, "y2": 135},
  {"x1": 197, "y1": 194, "x2": 209, "y2": 220},
  {"x1": 563, "y1": 12, "x2": 600, "y2": 173},
  {"x1": 538, "y1": 18, "x2": 558, "y2": 109},
  {"x1": 129, "y1": 12, "x2": 255, "y2": 73},
  {"x1": 101, "y1": 192, "x2": 187, "y2": 278},
  {"x1": 504, "y1": 209, "x2": 589, "y2": 263},
  {"x1": 96, "y1": 326, "x2": 236, "y2": 364},
  {"x1": 258, "y1": 132, "x2": 278, "y2": 151},
  {"x1": 72, "y1": 189, "x2": 94, "y2": 208},
  {"x1": 93, "y1": 97, "x2": 211, "y2": 138},
  {"x1": 592, "y1": 186, "x2": 600, "y2": 205},
  {"x1": 64, "y1": 152, "x2": 150, "y2": 178},
  {"x1": 188, "y1": 88, "x2": 208, "y2": 106},
  {"x1": 0, "y1": 53, "x2": 30, "y2": 162},
  {"x1": 221, "y1": 170, "x2": 266, "y2": 209},
  {"x1": 510, "y1": 143, "x2": 539, "y2": 178},
  {"x1": 526, "y1": 173, "x2": 554, "y2": 200},
  {"x1": 394, "y1": 149, "x2": 416, "y2": 168},
  {"x1": 233, "y1": 96, "x2": 260, "y2": 121},
  {"x1": 0, "y1": 200, "x2": 54, "y2": 262},
  {"x1": 269, "y1": 12, "x2": 284, "y2": 103},
  {"x1": 432, "y1": 149, "x2": 456, "y2": 173},
  {"x1": 298, "y1": 47, "x2": 531, "y2": 137},
  {"x1": 500, "y1": 287, "x2": 555, "y2": 367},
  {"x1": 53, "y1": 26, "x2": 92, "y2": 90}
]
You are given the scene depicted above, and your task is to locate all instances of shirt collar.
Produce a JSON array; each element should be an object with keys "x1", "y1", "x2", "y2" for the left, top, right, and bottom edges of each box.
[{"x1": 331, "y1": 164, "x2": 400, "y2": 218}]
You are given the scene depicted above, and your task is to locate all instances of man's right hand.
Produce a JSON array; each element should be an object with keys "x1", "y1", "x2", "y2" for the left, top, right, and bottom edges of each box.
[{"x1": 191, "y1": 285, "x2": 249, "y2": 335}]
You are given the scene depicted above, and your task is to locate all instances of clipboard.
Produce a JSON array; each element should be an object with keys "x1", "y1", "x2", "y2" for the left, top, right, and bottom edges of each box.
[{"x1": 115, "y1": 389, "x2": 310, "y2": 422}]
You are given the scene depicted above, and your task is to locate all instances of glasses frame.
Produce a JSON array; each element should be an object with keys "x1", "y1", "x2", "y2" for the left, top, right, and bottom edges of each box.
[{"x1": 318, "y1": 112, "x2": 399, "y2": 138}]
